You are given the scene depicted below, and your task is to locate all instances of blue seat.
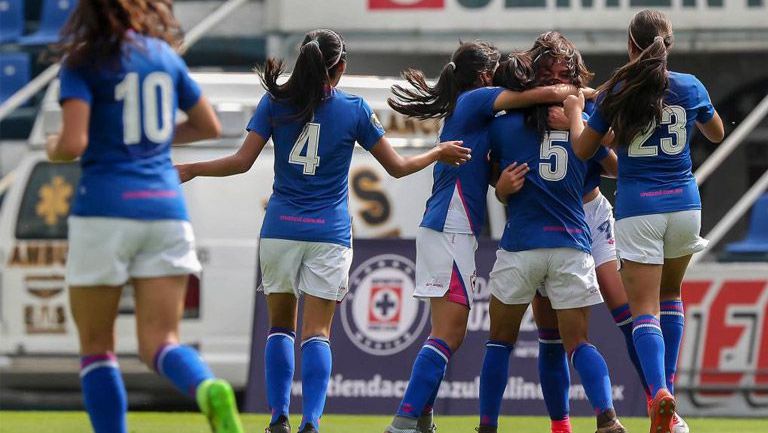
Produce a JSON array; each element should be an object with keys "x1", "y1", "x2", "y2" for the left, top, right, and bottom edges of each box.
[
  {"x1": 19, "y1": 0, "x2": 77, "y2": 46},
  {"x1": 0, "y1": 52, "x2": 30, "y2": 104},
  {"x1": 0, "y1": 0, "x2": 24, "y2": 43},
  {"x1": 725, "y1": 193, "x2": 768, "y2": 256}
]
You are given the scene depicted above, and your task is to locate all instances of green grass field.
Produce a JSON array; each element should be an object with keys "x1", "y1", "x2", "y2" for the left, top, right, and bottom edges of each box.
[{"x1": 0, "y1": 412, "x2": 766, "y2": 433}]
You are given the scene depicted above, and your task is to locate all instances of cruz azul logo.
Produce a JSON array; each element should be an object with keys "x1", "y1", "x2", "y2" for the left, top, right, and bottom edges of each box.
[
  {"x1": 678, "y1": 276, "x2": 768, "y2": 410},
  {"x1": 341, "y1": 254, "x2": 429, "y2": 355}
]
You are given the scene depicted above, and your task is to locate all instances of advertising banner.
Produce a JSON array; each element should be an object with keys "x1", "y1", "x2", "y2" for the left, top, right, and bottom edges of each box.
[{"x1": 244, "y1": 239, "x2": 650, "y2": 417}]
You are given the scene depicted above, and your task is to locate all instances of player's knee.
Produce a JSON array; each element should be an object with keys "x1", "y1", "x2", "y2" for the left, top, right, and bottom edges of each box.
[{"x1": 78, "y1": 330, "x2": 115, "y2": 355}]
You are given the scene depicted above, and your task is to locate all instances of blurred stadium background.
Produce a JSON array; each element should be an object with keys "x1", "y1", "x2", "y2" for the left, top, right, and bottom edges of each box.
[{"x1": 0, "y1": 0, "x2": 766, "y2": 428}]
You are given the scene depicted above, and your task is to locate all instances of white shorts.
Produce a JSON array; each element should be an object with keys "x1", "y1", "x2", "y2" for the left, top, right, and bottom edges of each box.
[
  {"x1": 584, "y1": 193, "x2": 617, "y2": 268},
  {"x1": 414, "y1": 227, "x2": 477, "y2": 308},
  {"x1": 67, "y1": 216, "x2": 201, "y2": 287},
  {"x1": 615, "y1": 210, "x2": 708, "y2": 265},
  {"x1": 489, "y1": 248, "x2": 602, "y2": 310},
  {"x1": 258, "y1": 238, "x2": 353, "y2": 302}
]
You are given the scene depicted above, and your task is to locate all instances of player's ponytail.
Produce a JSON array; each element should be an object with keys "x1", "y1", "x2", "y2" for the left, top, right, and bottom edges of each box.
[
  {"x1": 598, "y1": 9, "x2": 673, "y2": 147},
  {"x1": 259, "y1": 29, "x2": 346, "y2": 123},
  {"x1": 388, "y1": 41, "x2": 500, "y2": 120}
]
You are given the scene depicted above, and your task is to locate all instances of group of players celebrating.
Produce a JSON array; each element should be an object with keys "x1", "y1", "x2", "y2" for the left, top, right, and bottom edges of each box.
[{"x1": 46, "y1": 1, "x2": 725, "y2": 433}]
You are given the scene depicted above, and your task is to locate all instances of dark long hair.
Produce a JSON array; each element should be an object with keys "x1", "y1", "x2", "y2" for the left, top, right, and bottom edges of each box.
[
  {"x1": 258, "y1": 29, "x2": 346, "y2": 123},
  {"x1": 493, "y1": 53, "x2": 534, "y2": 92},
  {"x1": 61, "y1": 0, "x2": 181, "y2": 68},
  {"x1": 388, "y1": 41, "x2": 500, "y2": 120},
  {"x1": 598, "y1": 9, "x2": 673, "y2": 147}
]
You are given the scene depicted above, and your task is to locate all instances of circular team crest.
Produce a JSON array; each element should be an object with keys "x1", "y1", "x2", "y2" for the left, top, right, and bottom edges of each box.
[{"x1": 341, "y1": 254, "x2": 428, "y2": 356}]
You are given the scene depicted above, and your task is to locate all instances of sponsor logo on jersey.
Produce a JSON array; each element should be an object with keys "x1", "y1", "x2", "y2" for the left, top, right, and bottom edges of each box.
[{"x1": 341, "y1": 254, "x2": 429, "y2": 355}]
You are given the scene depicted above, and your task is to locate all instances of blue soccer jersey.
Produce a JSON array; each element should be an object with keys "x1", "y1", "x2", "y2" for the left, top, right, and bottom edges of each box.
[
  {"x1": 588, "y1": 71, "x2": 715, "y2": 220},
  {"x1": 420, "y1": 86, "x2": 504, "y2": 236},
  {"x1": 59, "y1": 34, "x2": 201, "y2": 221},
  {"x1": 489, "y1": 111, "x2": 591, "y2": 253},
  {"x1": 247, "y1": 89, "x2": 385, "y2": 247}
]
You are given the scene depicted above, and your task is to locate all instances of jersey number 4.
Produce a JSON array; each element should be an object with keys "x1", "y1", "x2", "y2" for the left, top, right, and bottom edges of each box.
[
  {"x1": 629, "y1": 105, "x2": 687, "y2": 157},
  {"x1": 290, "y1": 122, "x2": 321, "y2": 175},
  {"x1": 539, "y1": 130, "x2": 569, "y2": 182},
  {"x1": 115, "y1": 72, "x2": 174, "y2": 145}
]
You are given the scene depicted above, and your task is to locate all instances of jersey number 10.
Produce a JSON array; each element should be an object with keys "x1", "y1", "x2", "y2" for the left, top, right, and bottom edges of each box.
[{"x1": 115, "y1": 72, "x2": 174, "y2": 145}]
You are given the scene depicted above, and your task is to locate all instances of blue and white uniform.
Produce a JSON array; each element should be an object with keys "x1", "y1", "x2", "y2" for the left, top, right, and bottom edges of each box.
[
  {"x1": 486, "y1": 110, "x2": 602, "y2": 309},
  {"x1": 588, "y1": 72, "x2": 714, "y2": 264},
  {"x1": 248, "y1": 88, "x2": 384, "y2": 301},
  {"x1": 62, "y1": 34, "x2": 202, "y2": 286},
  {"x1": 414, "y1": 86, "x2": 504, "y2": 308}
]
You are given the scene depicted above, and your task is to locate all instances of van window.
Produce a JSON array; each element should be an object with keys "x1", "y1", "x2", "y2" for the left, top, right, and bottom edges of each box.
[{"x1": 15, "y1": 162, "x2": 81, "y2": 240}]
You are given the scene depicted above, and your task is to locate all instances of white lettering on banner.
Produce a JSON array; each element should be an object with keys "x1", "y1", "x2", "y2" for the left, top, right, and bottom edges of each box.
[
  {"x1": 268, "y1": 0, "x2": 768, "y2": 32},
  {"x1": 289, "y1": 375, "x2": 625, "y2": 401}
]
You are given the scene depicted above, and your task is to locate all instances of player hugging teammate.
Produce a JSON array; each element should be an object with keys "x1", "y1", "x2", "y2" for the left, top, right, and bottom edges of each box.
[{"x1": 51, "y1": 3, "x2": 723, "y2": 433}]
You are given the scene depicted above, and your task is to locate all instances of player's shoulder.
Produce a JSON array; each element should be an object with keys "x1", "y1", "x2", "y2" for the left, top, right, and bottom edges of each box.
[
  {"x1": 331, "y1": 88, "x2": 364, "y2": 105},
  {"x1": 668, "y1": 71, "x2": 705, "y2": 92}
]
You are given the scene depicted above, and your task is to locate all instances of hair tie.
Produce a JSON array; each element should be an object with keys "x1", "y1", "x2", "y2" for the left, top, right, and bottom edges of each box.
[{"x1": 447, "y1": 61, "x2": 456, "y2": 71}]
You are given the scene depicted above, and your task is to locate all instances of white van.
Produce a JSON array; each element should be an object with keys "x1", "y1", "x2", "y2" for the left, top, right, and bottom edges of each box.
[{"x1": 0, "y1": 73, "x2": 507, "y2": 390}]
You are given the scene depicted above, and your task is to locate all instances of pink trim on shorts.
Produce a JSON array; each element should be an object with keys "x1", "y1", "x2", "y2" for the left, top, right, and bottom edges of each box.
[{"x1": 446, "y1": 261, "x2": 470, "y2": 309}]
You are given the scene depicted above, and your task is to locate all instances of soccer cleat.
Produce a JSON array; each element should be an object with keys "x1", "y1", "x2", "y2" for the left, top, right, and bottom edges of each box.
[
  {"x1": 475, "y1": 426, "x2": 498, "y2": 433},
  {"x1": 649, "y1": 389, "x2": 676, "y2": 433},
  {"x1": 298, "y1": 424, "x2": 319, "y2": 433},
  {"x1": 196, "y1": 379, "x2": 244, "y2": 433},
  {"x1": 384, "y1": 426, "x2": 419, "y2": 433},
  {"x1": 671, "y1": 413, "x2": 689, "y2": 433},
  {"x1": 265, "y1": 415, "x2": 291, "y2": 433},
  {"x1": 595, "y1": 409, "x2": 627, "y2": 433}
]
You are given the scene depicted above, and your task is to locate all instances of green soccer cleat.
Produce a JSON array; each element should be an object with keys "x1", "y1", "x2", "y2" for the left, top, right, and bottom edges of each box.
[{"x1": 196, "y1": 378, "x2": 245, "y2": 433}]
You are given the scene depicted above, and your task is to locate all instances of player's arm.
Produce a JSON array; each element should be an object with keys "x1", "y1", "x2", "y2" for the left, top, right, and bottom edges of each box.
[
  {"x1": 176, "y1": 131, "x2": 267, "y2": 182},
  {"x1": 47, "y1": 99, "x2": 90, "y2": 162},
  {"x1": 370, "y1": 136, "x2": 470, "y2": 179},
  {"x1": 173, "y1": 96, "x2": 221, "y2": 144},
  {"x1": 493, "y1": 85, "x2": 594, "y2": 112},
  {"x1": 494, "y1": 162, "x2": 529, "y2": 204},
  {"x1": 696, "y1": 111, "x2": 724, "y2": 144},
  {"x1": 598, "y1": 149, "x2": 618, "y2": 178},
  {"x1": 564, "y1": 91, "x2": 605, "y2": 161}
]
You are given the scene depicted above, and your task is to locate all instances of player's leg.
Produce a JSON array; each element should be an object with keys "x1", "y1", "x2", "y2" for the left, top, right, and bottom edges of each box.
[
  {"x1": 259, "y1": 239, "x2": 304, "y2": 433},
  {"x1": 70, "y1": 286, "x2": 126, "y2": 433},
  {"x1": 477, "y1": 249, "x2": 541, "y2": 433},
  {"x1": 67, "y1": 216, "x2": 134, "y2": 433},
  {"x1": 532, "y1": 295, "x2": 572, "y2": 433},
  {"x1": 616, "y1": 214, "x2": 674, "y2": 433},
  {"x1": 296, "y1": 241, "x2": 353, "y2": 433},
  {"x1": 388, "y1": 229, "x2": 474, "y2": 433}
]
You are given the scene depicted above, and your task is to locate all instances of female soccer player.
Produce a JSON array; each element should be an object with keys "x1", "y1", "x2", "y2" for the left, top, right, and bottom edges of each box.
[
  {"x1": 384, "y1": 41, "x2": 586, "y2": 433},
  {"x1": 565, "y1": 9, "x2": 724, "y2": 433},
  {"x1": 478, "y1": 48, "x2": 626, "y2": 433},
  {"x1": 176, "y1": 29, "x2": 469, "y2": 433},
  {"x1": 48, "y1": 1, "x2": 242, "y2": 433}
]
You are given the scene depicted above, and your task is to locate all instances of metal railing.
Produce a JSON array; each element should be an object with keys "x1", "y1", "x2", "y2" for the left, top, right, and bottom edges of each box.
[{"x1": 0, "y1": 0, "x2": 250, "y2": 122}]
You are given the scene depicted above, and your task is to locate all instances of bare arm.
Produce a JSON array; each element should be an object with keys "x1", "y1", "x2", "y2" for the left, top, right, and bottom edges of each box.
[
  {"x1": 176, "y1": 131, "x2": 267, "y2": 182},
  {"x1": 493, "y1": 84, "x2": 582, "y2": 112},
  {"x1": 564, "y1": 92, "x2": 605, "y2": 161},
  {"x1": 47, "y1": 99, "x2": 90, "y2": 162},
  {"x1": 370, "y1": 136, "x2": 470, "y2": 179},
  {"x1": 173, "y1": 97, "x2": 221, "y2": 144},
  {"x1": 696, "y1": 111, "x2": 725, "y2": 143},
  {"x1": 598, "y1": 149, "x2": 618, "y2": 178}
]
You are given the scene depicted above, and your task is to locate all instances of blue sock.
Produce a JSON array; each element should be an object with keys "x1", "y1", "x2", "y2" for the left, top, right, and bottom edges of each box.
[
  {"x1": 660, "y1": 300, "x2": 685, "y2": 394},
  {"x1": 632, "y1": 315, "x2": 667, "y2": 397},
  {"x1": 423, "y1": 383, "x2": 440, "y2": 417},
  {"x1": 537, "y1": 329, "x2": 570, "y2": 422},
  {"x1": 570, "y1": 343, "x2": 613, "y2": 413},
  {"x1": 479, "y1": 340, "x2": 513, "y2": 427},
  {"x1": 301, "y1": 336, "x2": 332, "y2": 430},
  {"x1": 611, "y1": 304, "x2": 651, "y2": 400},
  {"x1": 80, "y1": 353, "x2": 127, "y2": 433},
  {"x1": 154, "y1": 344, "x2": 214, "y2": 398},
  {"x1": 396, "y1": 337, "x2": 452, "y2": 419},
  {"x1": 266, "y1": 328, "x2": 295, "y2": 424}
]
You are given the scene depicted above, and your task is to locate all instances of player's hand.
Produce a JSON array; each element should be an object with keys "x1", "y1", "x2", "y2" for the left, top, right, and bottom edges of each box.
[
  {"x1": 175, "y1": 163, "x2": 196, "y2": 183},
  {"x1": 436, "y1": 140, "x2": 471, "y2": 166},
  {"x1": 564, "y1": 90, "x2": 585, "y2": 119},
  {"x1": 547, "y1": 106, "x2": 570, "y2": 130},
  {"x1": 495, "y1": 162, "x2": 529, "y2": 202},
  {"x1": 582, "y1": 87, "x2": 597, "y2": 99}
]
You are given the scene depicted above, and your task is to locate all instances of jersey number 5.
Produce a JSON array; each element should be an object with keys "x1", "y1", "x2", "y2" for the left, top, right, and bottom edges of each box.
[
  {"x1": 539, "y1": 130, "x2": 569, "y2": 182},
  {"x1": 629, "y1": 105, "x2": 687, "y2": 157},
  {"x1": 290, "y1": 122, "x2": 321, "y2": 175},
  {"x1": 115, "y1": 72, "x2": 174, "y2": 145}
]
